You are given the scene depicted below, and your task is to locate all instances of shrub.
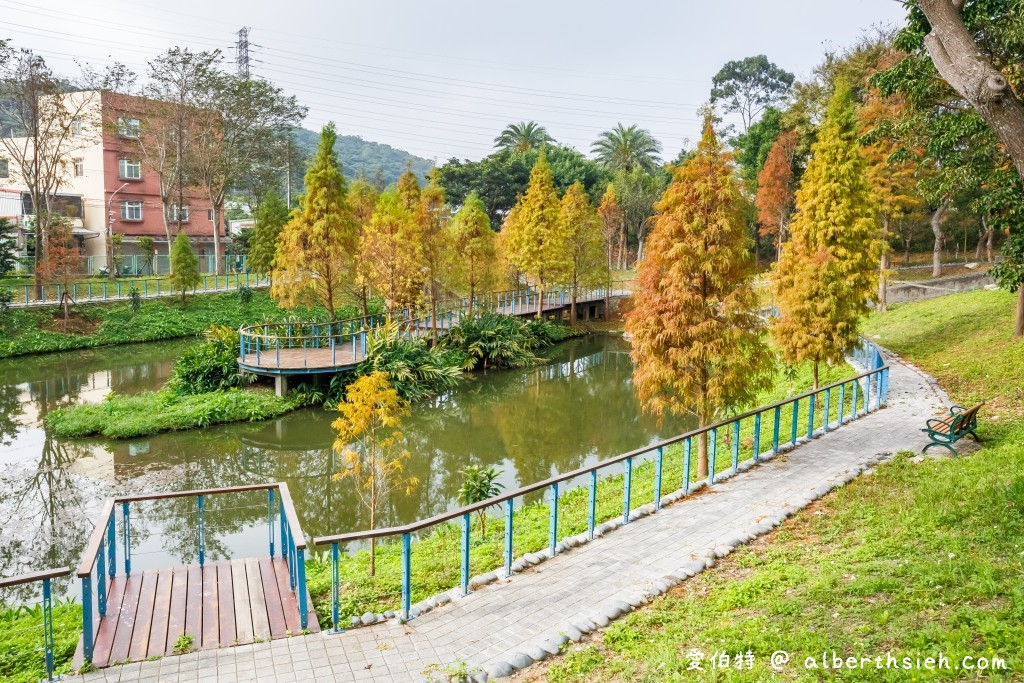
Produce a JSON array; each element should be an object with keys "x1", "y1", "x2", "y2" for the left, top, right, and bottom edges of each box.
[
  {"x1": 356, "y1": 319, "x2": 464, "y2": 401},
  {"x1": 440, "y1": 312, "x2": 585, "y2": 371},
  {"x1": 128, "y1": 286, "x2": 142, "y2": 315},
  {"x1": 238, "y1": 284, "x2": 253, "y2": 305},
  {"x1": 168, "y1": 324, "x2": 250, "y2": 395}
]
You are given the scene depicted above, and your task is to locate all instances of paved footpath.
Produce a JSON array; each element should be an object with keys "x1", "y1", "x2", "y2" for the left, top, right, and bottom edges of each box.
[{"x1": 70, "y1": 351, "x2": 950, "y2": 682}]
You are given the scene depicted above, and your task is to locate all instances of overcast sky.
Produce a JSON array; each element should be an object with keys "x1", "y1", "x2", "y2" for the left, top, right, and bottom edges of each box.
[{"x1": 2, "y1": 0, "x2": 907, "y2": 163}]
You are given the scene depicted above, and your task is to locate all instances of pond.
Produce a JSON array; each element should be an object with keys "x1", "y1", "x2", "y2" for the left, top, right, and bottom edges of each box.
[{"x1": 0, "y1": 333, "x2": 690, "y2": 601}]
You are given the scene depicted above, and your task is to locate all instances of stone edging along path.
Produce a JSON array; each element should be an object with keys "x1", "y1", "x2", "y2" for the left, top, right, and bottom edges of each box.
[{"x1": 69, "y1": 349, "x2": 950, "y2": 683}]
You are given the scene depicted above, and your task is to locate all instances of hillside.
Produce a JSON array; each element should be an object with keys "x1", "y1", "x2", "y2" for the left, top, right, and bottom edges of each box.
[{"x1": 292, "y1": 127, "x2": 434, "y2": 187}]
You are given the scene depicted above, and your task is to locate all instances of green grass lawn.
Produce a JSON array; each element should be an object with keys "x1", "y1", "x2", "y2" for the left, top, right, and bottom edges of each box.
[
  {"x1": 0, "y1": 602, "x2": 81, "y2": 683},
  {"x1": 525, "y1": 289, "x2": 1024, "y2": 682}
]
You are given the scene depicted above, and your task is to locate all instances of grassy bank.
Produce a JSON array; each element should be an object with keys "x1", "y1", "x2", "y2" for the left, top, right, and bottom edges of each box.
[
  {"x1": 0, "y1": 290, "x2": 286, "y2": 358},
  {"x1": 306, "y1": 355, "x2": 857, "y2": 627},
  {"x1": 525, "y1": 289, "x2": 1024, "y2": 682},
  {"x1": 0, "y1": 602, "x2": 81, "y2": 683},
  {"x1": 46, "y1": 387, "x2": 302, "y2": 439}
]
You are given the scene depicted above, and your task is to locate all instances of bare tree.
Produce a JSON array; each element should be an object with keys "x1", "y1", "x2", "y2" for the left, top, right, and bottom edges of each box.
[{"x1": 0, "y1": 48, "x2": 99, "y2": 291}]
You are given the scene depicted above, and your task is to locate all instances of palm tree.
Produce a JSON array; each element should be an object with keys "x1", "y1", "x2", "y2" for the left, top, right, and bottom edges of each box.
[
  {"x1": 494, "y1": 121, "x2": 553, "y2": 153},
  {"x1": 591, "y1": 124, "x2": 663, "y2": 173}
]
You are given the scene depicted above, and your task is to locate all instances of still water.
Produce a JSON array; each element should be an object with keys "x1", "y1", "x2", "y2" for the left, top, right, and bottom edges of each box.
[{"x1": 0, "y1": 334, "x2": 688, "y2": 600}]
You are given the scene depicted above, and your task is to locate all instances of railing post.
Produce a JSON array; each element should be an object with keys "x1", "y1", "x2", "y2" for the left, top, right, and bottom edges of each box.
[
  {"x1": 851, "y1": 380, "x2": 859, "y2": 420},
  {"x1": 97, "y1": 535, "x2": 107, "y2": 619},
  {"x1": 587, "y1": 470, "x2": 597, "y2": 540},
  {"x1": 823, "y1": 389, "x2": 831, "y2": 433},
  {"x1": 684, "y1": 437, "x2": 692, "y2": 493},
  {"x1": 330, "y1": 542, "x2": 341, "y2": 632},
  {"x1": 461, "y1": 513, "x2": 471, "y2": 596},
  {"x1": 106, "y1": 512, "x2": 116, "y2": 579},
  {"x1": 807, "y1": 393, "x2": 816, "y2": 439},
  {"x1": 549, "y1": 482, "x2": 559, "y2": 554},
  {"x1": 709, "y1": 428, "x2": 717, "y2": 484},
  {"x1": 122, "y1": 501, "x2": 131, "y2": 577},
  {"x1": 279, "y1": 496, "x2": 287, "y2": 566},
  {"x1": 654, "y1": 446, "x2": 664, "y2": 510},
  {"x1": 43, "y1": 577, "x2": 55, "y2": 681},
  {"x1": 297, "y1": 550, "x2": 308, "y2": 630},
  {"x1": 732, "y1": 420, "x2": 740, "y2": 472},
  {"x1": 197, "y1": 494, "x2": 206, "y2": 567},
  {"x1": 791, "y1": 400, "x2": 799, "y2": 446},
  {"x1": 268, "y1": 489, "x2": 276, "y2": 557},
  {"x1": 839, "y1": 383, "x2": 846, "y2": 424},
  {"x1": 504, "y1": 499, "x2": 514, "y2": 577},
  {"x1": 401, "y1": 532, "x2": 411, "y2": 621},
  {"x1": 753, "y1": 412, "x2": 761, "y2": 462},
  {"x1": 772, "y1": 406, "x2": 781, "y2": 455},
  {"x1": 81, "y1": 575, "x2": 93, "y2": 664},
  {"x1": 622, "y1": 457, "x2": 633, "y2": 524}
]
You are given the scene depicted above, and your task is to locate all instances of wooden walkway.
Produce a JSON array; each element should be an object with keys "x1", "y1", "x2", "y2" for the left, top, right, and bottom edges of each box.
[{"x1": 73, "y1": 558, "x2": 319, "y2": 669}]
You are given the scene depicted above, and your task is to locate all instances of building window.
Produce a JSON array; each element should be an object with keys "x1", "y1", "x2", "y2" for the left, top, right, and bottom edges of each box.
[
  {"x1": 72, "y1": 118, "x2": 83, "y2": 136},
  {"x1": 207, "y1": 208, "x2": 214, "y2": 221},
  {"x1": 120, "y1": 200, "x2": 143, "y2": 221},
  {"x1": 73, "y1": 159, "x2": 84, "y2": 177},
  {"x1": 118, "y1": 158, "x2": 141, "y2": 180},
  {"x1": 117, "y1": 117, "x2": 140, "y2": 138},
  {"x1": 169, "y1": 204, "x2": 190, "y2": 222},
  {"x1": 0, "y1": 159, "x2": 7, "y2": 179}
]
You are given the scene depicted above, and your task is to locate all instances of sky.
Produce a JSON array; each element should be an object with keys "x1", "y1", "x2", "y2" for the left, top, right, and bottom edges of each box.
[{"x1": 1, "y1": 0, "x2": 908, "y2": 163}]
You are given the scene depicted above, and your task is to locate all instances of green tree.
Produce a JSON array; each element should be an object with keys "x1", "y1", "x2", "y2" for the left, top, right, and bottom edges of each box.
[
  {"x1": 416, "y1": 170, "x2": 450, "y2": 341},
  {"x1": 711, "y1": 55, "x2": 795, "y2": 132},
  {"x1": 612, "y1": 168, "x2": 668, "y2": 263},
  {"x1": 360, "y1": 190, "x2": 424, "y2": 315},
  {"x1": 731, "y1": 106, "x2": 783, "y2": 191},
  {"x1": 457, "y1": 465, "x2": 504, "y2": 538},
  {"x1": 560, "y1": 182, "x2": 607, "y2": 323},
  {"x1": 247, "y1": 189, "x2": 289, "y2": 275},
  {"x1": 0, "y1": 218, "x2": 17, "y2": 275},
  {"x1": 494, "y1": 121, "x2": 553, "y2": 153},
  {"x1": 348, "y1": 176, "x2": 380, "y2": 317},
  {"x1": 137, "y1": 236, "x2": 156, "y2": 275},
  {"x1": 591, "y1": 124, "x2": 662, "y2": 173},
  {"x1": 271, "y1": 123, "x2": 357, "y2": 319},
  {"x1": 772, "y1": 84, "x2": 884, "y2": 387},
  {"x1": 447, "y1": 192, "x2": 498, "y2": 310},
  {"x1": 626, "y1": 114, "x2": 773, "y2": 478},
  {"x1": 332, "y1": 371, "x2": 419, "y2": 577},
  {"x1": 501, "y1": 151, "x2": 571, "y2": 317},
  {"x1": 169, "y1": 231, "x2": 200, "y2": 304}
]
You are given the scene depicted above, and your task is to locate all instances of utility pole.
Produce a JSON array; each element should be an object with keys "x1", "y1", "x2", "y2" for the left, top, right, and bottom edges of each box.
[{"x1": 236, "y1": 27, "x2": 251, "y2": 80}]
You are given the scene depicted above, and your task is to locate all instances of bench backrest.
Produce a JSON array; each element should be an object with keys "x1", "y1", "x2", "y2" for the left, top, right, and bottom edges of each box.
[{"x1": 953, "y1": 403, "x2": 983, "y2": 432}]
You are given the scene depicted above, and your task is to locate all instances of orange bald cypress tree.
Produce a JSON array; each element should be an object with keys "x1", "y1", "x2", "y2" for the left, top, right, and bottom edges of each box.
[
  {"x1": 626, "y1": 114, "x2": 773, "y2": 478},
  {"x1": 755, "y1": 130, "x2": 799, "y2": 259}
]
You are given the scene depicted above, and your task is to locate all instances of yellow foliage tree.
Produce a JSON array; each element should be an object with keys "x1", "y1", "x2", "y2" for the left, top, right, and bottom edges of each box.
[
  {"x1": 348, "y1": 176, "x2": 380, "y2": 317},
  {"x1": 500, "y1": 151, "x2": 571, "y2": 317},
  {"x1": 626, "y1": 114, "x2": 774, "y2": 477},
  {"x1": 271, "y1": 123, "x2": 357, "y2": 319},
  {"x1": 417, "y1": 170, "x2": 451, "y2": 340},
  {"x1": 560, "y1": 182, "x2": 607, "y2": 323},
  {"x1": 360, "y1": 189, "x2": 424, "y2": 315},
  {"x1": 447, "y1": 192, "x2": 499, "y2": 310},
  {"x1": 332, "y1": 371, "x2": 419, "y2": 577},
  {"x1": 772, "y1": 83, "x2": 884, "y2": 387}
]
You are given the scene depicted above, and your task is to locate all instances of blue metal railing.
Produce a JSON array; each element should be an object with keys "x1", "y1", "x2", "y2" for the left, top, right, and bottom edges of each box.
[
  {"x1": 75, "y1": 482, "x2": 308, "y2": 666},
  {"x1": 4, "y1": 271, "x2": 270, "y2": 308},
  {"x1": 314, "y1": 338, "x2": 890, "y2": 626},
  {"x1": 0, "y1": 567, "x2": 71, "y2": 681}
]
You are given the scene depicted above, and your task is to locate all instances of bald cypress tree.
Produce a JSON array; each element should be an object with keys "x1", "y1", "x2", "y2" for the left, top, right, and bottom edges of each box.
[
  {"x1": 560, "y1": 181, "x2": 606, "y2": 323},
  {"x1": 626, "y1": 115, "x2": 773, "y2": 478},
  {"x1": 772, "y1": 83, "x2": 884, "y2": 387}
]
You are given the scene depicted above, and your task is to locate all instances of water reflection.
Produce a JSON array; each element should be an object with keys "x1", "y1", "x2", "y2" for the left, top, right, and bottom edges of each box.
[{"x1": 0, "y1": 334, "x2": 689, "y2": 600}]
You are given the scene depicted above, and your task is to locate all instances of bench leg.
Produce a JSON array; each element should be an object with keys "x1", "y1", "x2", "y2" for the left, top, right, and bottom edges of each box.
[
  {"x1": 923, "y1": 441, "x2": 958, "y2": 456},
  {"x1": 965, "y1": 430, "x2": 981, "y2": 442}
]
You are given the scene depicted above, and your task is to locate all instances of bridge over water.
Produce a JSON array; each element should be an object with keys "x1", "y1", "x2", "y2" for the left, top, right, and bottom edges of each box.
[{"x1": 238, "y1": 285, "x2": 632, "y2": 394}]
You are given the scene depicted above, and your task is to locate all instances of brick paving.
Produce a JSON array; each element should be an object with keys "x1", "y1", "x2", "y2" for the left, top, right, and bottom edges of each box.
[{"x1": 69, "y1": 350, "x2": 948, "y2": 682}]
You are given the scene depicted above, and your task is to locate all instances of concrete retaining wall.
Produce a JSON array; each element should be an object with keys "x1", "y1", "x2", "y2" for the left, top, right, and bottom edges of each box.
[{"x1": 886, "y1": 271, "x2": 994, "y2": 305}]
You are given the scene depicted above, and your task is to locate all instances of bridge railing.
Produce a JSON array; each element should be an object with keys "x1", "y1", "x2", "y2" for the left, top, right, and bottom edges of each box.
[
  {"x1": 0, "y1": 567, "x2": 71, "y2": 681},
  {"x1": 75, "y1": 482, "x2": 308, "y2": 665},
  {"x1": 313, "y1": 337, "x2": 889, "y2": 626}
]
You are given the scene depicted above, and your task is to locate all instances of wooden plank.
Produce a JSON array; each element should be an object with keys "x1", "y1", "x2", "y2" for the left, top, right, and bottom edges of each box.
[
  {"x1": 217, "y1": 562, "x2": 236, "y2": 646},
  {"x1": 128, "y1": 571, "x2": 158, "y2": 662},
  {"x1": 259, "y1": 557, "x2": 288, "y2": 639},
  {"x1": 244, "y1": 557, "x2": 271, "y2": 640},
  {"x1": 231, "y1": 560, "x2": 254, "y2": 645},
  {"x1": 305, "y1": 588, "x2": 321, "y2": 633},
  {"x1": 147, "y1": 568, "x2": 173, "y2": 659},
  {"x1": 90, "y1": 575, "x2": 127, "y2": 669},
  {"x1": 164, "y1": 566, "x2": 188, "y2": 655},
  {"x1": 273, "y1": 557, "x2": 300, "y2": 635},
  {"x1": 108, "y1": 574, "x2": 143, "y2": 665},
  {"x1": 184, "y1": 564, "x2": 203, "y2": 643},
  {"x1": 201, "y1": 562, "x2": 221, "y2": 650}
]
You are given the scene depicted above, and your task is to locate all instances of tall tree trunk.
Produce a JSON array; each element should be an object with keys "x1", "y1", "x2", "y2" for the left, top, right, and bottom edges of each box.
[
  {"x1": 985, "y1": 221, "x2": 994, "y2": 262},
  {"x1": 1016, "y1": 285, "x2": 1024, "y2": 338},
  {"x1": 931, "y1": 200, "x2": 949, "y2": 278},
  {"x1": 878, "y1": 251, "x2": 889, "y2": 312},
  {"x1": 536, "y1": 283, "x2": 544, "y2": 319},
  {"x1": 360, "y1": 284, "x2": 369, "y2": 318},
  {"x1": 570, "y1": 292, "x2": 577, "y2": 324},
  {"x1": 813, "y1": 360, "x2": 819, "y2": 391}
]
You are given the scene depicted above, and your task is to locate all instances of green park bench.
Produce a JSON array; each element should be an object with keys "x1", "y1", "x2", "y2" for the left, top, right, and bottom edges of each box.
[{"x1": 922, "y1": 403, "x2": 983, "y2": 455}]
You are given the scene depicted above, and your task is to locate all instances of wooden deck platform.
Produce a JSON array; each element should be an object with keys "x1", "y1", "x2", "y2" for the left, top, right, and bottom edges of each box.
[
  {"x1": 73, "y1": 557, "x2": 319, "y2": 669},
  {"x1": 241, "y1": 346, "x2": 361, "y2": 371}
]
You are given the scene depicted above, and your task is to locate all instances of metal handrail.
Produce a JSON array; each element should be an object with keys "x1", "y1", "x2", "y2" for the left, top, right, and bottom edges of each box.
[{"x1": 0, "y1": 567, "x2": 70, "y2": 681}]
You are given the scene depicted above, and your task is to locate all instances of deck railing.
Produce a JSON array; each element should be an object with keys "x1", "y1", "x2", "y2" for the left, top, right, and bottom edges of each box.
[
  {"x1": 313, "y1": 338, "x2": 890, "y2": 626},
  {"x1": 75, "y1": 482, "x2": 308, "y2": 665},
  {"x1": 4, "y1": 272, "x2": 270, "y2": 307},
  {"x1": 0, "y1": 567, "x2": 71, "y2": 681}
]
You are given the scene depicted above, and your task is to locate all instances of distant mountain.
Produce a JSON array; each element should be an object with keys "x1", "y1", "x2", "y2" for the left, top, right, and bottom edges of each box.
[{"x1": 293, "y1": 127, "x2": 434, "y2": 187}]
